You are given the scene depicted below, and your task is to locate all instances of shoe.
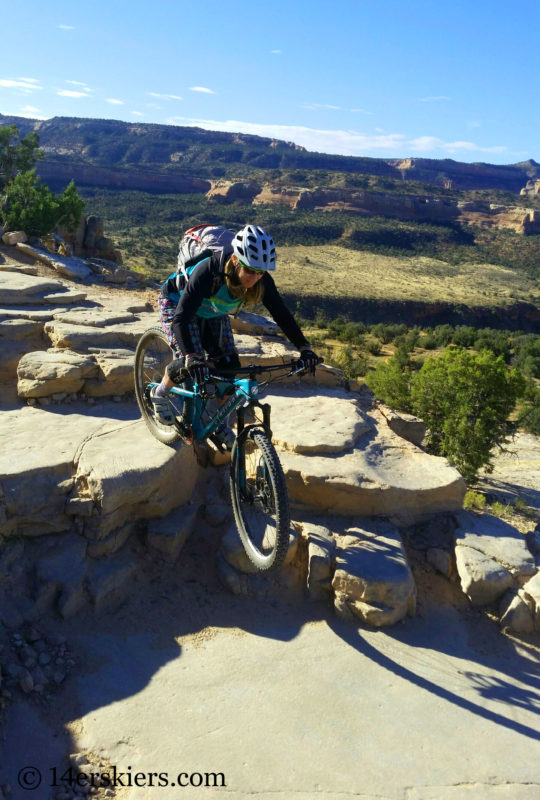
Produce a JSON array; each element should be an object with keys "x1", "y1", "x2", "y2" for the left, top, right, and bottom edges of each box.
[
  {"x1": 150, "y1": 387, "x2": 175, "y2": 426},
  {"x1": 214, "y1": 423, "x2": 235, "y2": 450}
]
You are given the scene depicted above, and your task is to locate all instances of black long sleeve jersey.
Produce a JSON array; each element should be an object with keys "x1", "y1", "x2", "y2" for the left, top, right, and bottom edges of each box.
[{"x1": 160, "y1": 251, "x2": 309, "y2": 356}]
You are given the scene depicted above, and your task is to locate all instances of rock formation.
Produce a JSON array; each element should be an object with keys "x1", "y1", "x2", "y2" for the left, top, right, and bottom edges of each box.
[{"x1": 0, "y1": 238, "x2": 538, "y2": 635}]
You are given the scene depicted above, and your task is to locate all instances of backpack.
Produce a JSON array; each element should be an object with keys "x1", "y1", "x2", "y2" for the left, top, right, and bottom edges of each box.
[{"x1": 177, "y1": 223, "x2": 235, "y2": 281}]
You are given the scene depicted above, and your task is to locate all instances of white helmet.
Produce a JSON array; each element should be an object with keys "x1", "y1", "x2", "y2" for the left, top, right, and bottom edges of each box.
[{"x1": 232, "y1": 225, "x2": 276, "y2": 271}]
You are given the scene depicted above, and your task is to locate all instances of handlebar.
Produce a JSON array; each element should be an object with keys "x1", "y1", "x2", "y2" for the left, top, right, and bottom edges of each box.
[{"x1": 208, "y1": 356, "x2": 324, "y2": 379}]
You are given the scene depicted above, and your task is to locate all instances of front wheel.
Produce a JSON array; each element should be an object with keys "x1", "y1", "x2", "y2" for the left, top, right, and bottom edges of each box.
[
  {"x1": 230, "y1": 429, "x2": 291, "y2": 572},
  {"x1": 134, "y1": 326, "x2": 193, "y2": 445}
]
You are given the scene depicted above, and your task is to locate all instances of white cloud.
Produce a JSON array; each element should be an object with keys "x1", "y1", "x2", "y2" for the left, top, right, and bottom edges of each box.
[
  {"x1": 21, "y1": 105, "x2": 39, "y2": 112},
  {"x1": 302, "y1": 103, "x2": 341, "y2": 111},
  {"x1": 189, "y1": 86, "x2": 215, "y2": 94},
  {"x1": 166, "y1": 116, "x2": 406, "y2": 155},
  {"x1": 418, "y1": 95, "x2": 451, "y2": 102},
  {"x1": 18, "y1": 77, "x2": 40, "y2": 83},
  {"x1": 351, "y1": 108, "x2": 373, "y2": 115},
  {"x1": 147, "y1": 92, "x2": 182, "y2": 101},
  {"x1": 57, "y1": 90, "x2": 89, "y2": 98},
  {"x1": 271, "y1": 49, "x2": 282, "y2": 54},
  {"x1": 65, "y1": 80, "x2": 89, "y2": 87},
  {"x1": 165, "y1": 116, "x2": 508, "y2": 158},
  {"x1": 131, "y1": 111, "x2": 144, "y2": 117},
  {"x1": 106, "y1": 98, "x2": 124, "y2": 105},
  {"x1": 59, "y1": 25, "x2": 75, "y2": 30},
  {"x1": 409, "y1": 135, "x2": 506, "y2": 154},
  {"x1": 0, "y1": 78, "x2": 42, "y2": 90}
]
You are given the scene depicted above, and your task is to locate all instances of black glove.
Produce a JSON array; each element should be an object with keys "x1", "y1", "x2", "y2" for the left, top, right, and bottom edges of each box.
[
  {"x1": 185, "y1": 354, "x2": 209, "y2": 384},
  {"x1": 298, "y1": 348, "x2": 319, "y2": 375}
]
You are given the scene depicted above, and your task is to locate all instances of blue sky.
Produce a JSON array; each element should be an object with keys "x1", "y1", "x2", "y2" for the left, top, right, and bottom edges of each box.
[{"x1": 1, "y1": 0, "x2": 538, "y2": 164}]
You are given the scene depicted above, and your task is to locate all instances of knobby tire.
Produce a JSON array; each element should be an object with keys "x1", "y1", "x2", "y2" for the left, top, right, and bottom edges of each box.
[
  {"x1": 134, "y1": 326, "x2": 193, "y2": 445},
  {"x1": 230, "y1": 429, "x2": 290, "y2": 572}
]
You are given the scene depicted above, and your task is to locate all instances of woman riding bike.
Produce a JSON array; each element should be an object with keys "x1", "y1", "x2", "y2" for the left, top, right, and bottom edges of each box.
[{"x1": 151, "y1": 224, "x2": 319, "y2": 448}]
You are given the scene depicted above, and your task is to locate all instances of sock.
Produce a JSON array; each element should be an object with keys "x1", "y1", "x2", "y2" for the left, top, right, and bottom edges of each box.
[{"x1": 154, "y1": 379, "x2": 170, "y2": 398}]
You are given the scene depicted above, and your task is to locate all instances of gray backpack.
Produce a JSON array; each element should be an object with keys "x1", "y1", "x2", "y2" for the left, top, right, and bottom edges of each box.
[{"x1": 177, "y1": 223, "x2": 236, "y2": 280}]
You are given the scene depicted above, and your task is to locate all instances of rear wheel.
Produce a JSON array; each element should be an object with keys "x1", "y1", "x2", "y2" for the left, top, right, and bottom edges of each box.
[
  {"x1": 230, "y1": 429, "x2": 290, "y2": 571},
  {"x1": 134, "y1": 326, "x2": 193, "y2": 445}
]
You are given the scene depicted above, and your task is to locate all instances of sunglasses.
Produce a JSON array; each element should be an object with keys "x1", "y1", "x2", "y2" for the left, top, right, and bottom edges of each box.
[{"x1": 238, "y1": 260, "x2": 264, "y2": 275}]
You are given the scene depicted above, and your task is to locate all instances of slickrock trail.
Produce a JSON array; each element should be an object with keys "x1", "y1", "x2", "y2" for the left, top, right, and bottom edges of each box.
[{"x1": 1, "y1": 242, "x2": 539, "y2": 799}]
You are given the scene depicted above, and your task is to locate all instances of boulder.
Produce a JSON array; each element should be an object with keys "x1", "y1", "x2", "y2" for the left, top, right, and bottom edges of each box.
[
  {"x1": 219, "y1": 522, "x2": 298, "y2": 574},
  {"x1": 454, "y1": 512, "x2": 536, "y2": 605},
  {"x1": 521, "y1": 571, "x2": 540, "y2": 627},
  {"x1": 455, "y1": 546, "x2": 514, "y2": 605},
  {"x1": 499, "y1": 588, "x2": 536, "y2": 633},
  {"x1": 2, "y1": 231, "x2": 27, "y2": 245},
  {"x1": 17, "y1": 350, "x2": 98, "y2": 397},
  {"x1": 332, "y1": 520, "x2": 416, "y2": 626},
  {"x1": 378, "y1": 404, "x2": 426, "y2": 446},
  {"x1": 303, "y1": 523, "x2": 335, "y2": 599}
]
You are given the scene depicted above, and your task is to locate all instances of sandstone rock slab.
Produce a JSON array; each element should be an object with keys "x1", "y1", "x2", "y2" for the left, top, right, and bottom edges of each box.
[
  {"x1": 16, "y1": 242, "x2": 93, "y2": 280},
  {"x1": 0, "y1": 271, "x2": 63, "y2": 301},
  {"x1": 454, "y1": 511, "x2": 536, "y2": 578},
  {"x1": 17, "y1": 350, "x2": 98, "y2": 397},
  {"x1": 83, "y1": 348, "x2": 135, "y2": 396},
  {"x1": 267, "y1": 384, "x2": 370, "y2": 454},
  {"x1": 0, "y1": 407, "x2": 109, "y2": 536},
  {"x1": 73, "y1": 419, "x2": 201, "y2": 539},
  {"x1": 455, "y1": 545, "x2": 514, "y2": 605},
  {"x1": 278, "y1": 405, "x2": 465, "y2": 522},
  {"x1": 146, "y1": 503, "x2": 199, "y2": 562},
  {"x1": 86, "y1": 550, "x2": 138, "y2": 612},
  {"x1": 44, "y1": 318, "x2": 150, "y2": 350},
  {"x1": 0, "y1": 262, "x2": 38, "y2": 275},
  {"x1": 0, "y1": 317, "x2": 44, "y2": 341},
  {"x1": 332, "y1": 520, "x2": 416, "y2": 626},
  {"x1": 230, "y1": 309, "x2": 279, "y2": 336},
  {"x1": 53, "y1": 309, "x2": 137, "y2": 327}
]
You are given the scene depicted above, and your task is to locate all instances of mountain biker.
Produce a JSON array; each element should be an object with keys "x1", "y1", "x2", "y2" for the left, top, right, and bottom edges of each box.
[{"x1": 151, "y1": 224, "x2": 319, "y2": 448}]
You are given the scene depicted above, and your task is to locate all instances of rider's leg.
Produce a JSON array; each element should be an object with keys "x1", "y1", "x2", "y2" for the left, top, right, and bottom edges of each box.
[{"x1": 202, "y1": 318, "x2": 240, "y2": 449}]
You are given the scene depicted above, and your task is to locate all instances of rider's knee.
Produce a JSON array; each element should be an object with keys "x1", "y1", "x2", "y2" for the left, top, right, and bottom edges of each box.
[{"x1": 167, "y1": 356, "x2": 188, "y2": 384}]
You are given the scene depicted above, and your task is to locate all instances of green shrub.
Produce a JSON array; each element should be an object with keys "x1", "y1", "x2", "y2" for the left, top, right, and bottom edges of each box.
[
  {"x1": 410, "y1": 348, "x2": 525, "y2": 482},
  {"x1": 463, "y1": 490, "x2": 487, "y2": 511},
  {"x1": 1, "y1": 170, "x2": 84, "y2": 237},
  {"x1": 365, "y1": 346, "x2": 413, "y2": 412}
]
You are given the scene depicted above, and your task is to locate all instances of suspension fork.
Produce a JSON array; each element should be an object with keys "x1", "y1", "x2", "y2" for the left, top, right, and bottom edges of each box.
[{"x1": 234, "y1": 402, "x2": 272, "y2": 499}]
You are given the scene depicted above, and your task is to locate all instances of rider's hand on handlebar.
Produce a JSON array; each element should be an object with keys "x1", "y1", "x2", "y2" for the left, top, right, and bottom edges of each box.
[
  {"x1": 298, "y1": 348, "x2": 320, "y2": 375},
  {"x1": 185, "y1": 354, "x2": 209, "y2": 384}
]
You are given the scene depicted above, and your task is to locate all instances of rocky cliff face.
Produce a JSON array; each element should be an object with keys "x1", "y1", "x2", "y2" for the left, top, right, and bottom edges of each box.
[
  {"x1": 2, "y1": 113, "x2": 539, "y2": 193},
  {"x1": 247, "y1": 183, "x2": 540, "y2": 235}
]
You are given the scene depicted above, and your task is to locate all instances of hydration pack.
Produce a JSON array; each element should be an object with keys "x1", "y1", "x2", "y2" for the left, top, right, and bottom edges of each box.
[{"x1": 177, "y1": 223, "x2": 235, "y2": 281}]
